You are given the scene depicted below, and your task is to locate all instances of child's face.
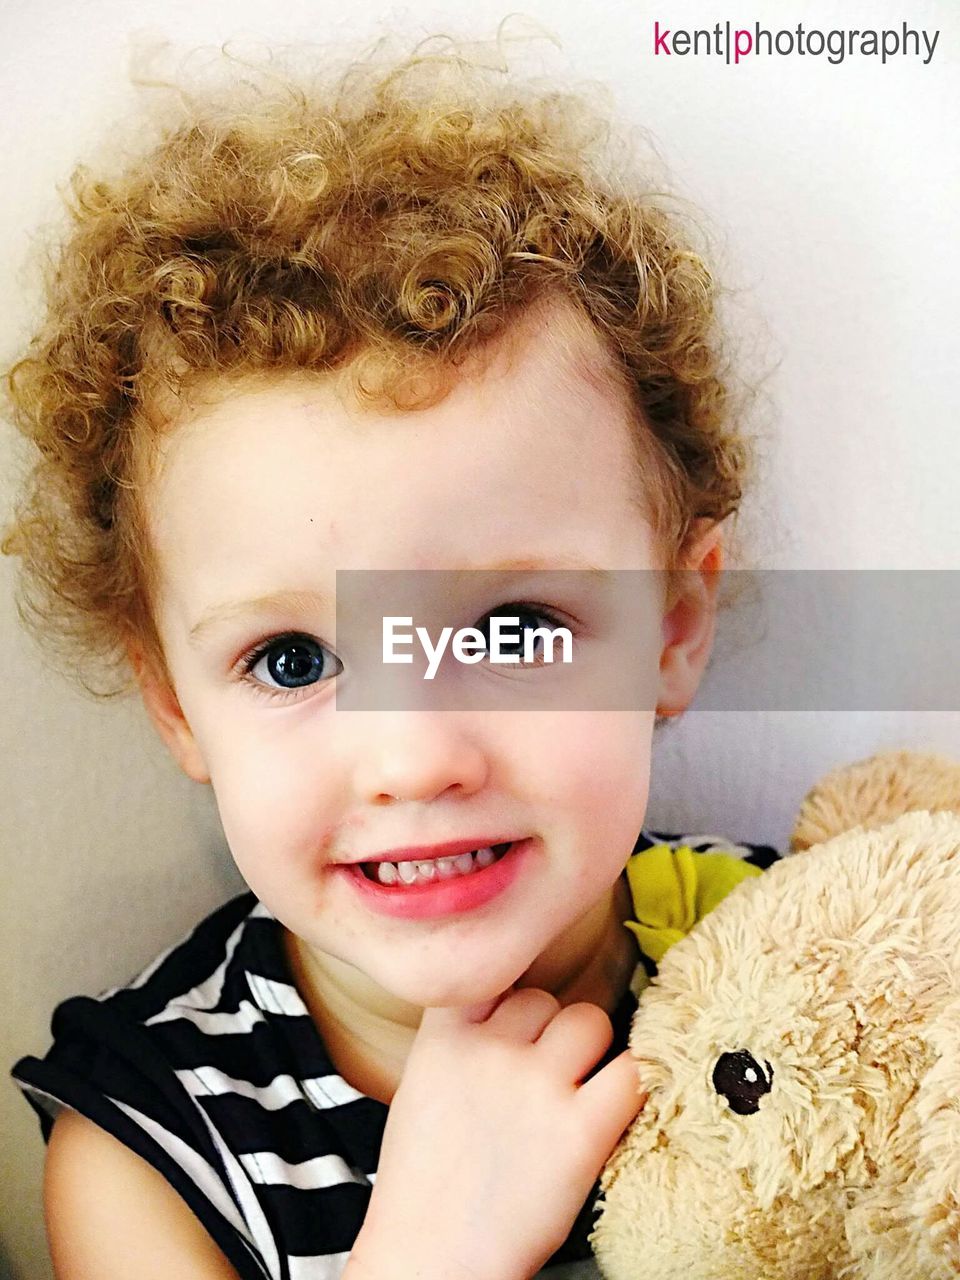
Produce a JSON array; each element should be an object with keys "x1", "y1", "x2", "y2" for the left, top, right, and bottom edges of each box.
[{"x1": 135, "y1": 301, "x2": 720, "y2": 1008}]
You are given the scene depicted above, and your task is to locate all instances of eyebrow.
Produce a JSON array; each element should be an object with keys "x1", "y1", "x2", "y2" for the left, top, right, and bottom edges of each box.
[
  {"x1": 188, "y1": 557, "x2": 607, "y2": 647},
  {"x1": 189, "y1": 589, "x2": 330, "y2": 647}
]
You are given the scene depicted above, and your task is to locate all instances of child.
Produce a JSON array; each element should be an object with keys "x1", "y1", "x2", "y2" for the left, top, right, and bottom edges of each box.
[{"x1": 5, "y1": 40, "x2": 783, "y2": 1280}]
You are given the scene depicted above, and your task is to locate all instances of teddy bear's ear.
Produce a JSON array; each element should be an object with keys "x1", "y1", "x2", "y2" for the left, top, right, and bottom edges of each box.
[
  {"x1": 791, "y1": 750, "x2": 960, "y2": 852},
  {"x1": 896, "y1": 1001, "x2": 960, "y2": 1273}
]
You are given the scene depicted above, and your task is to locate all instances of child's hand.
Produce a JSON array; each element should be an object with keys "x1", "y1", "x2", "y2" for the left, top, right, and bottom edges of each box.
[{"x1": 351, "y1": 985, "x2": 648, "y2": 1280}]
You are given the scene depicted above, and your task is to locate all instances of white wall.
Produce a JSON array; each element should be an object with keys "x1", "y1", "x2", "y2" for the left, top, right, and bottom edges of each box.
[{"x1": 2, "y1": 1, "x2": 958, "y2": 1275}]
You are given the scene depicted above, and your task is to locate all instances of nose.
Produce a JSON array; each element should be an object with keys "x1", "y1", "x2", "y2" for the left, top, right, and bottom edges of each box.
[{"x1": 351, "y1": 710, "x2": 490, "y2": 804}]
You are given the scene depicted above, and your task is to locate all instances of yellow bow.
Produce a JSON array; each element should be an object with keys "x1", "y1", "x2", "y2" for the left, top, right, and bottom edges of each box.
[{"x1": 622, "y1": 843, "x2": 762, "y2": 964}]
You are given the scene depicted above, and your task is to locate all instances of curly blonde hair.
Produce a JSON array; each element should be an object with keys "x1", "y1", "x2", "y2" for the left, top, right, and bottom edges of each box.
[{"x1": 1, "y1": 38, "x2": 754, "y2": 701}]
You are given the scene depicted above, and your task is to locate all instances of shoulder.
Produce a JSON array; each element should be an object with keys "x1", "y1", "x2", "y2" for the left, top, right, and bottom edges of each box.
[
  {"x1": 12, "y1": 889, "x2": 377, "y2": 1276},
  {"x1": 24, "y1": 888, "x2": 277, "y2": 1116},
  {"x1": 13, "y1": 890, "x2": 285, "y2": 1278},
  {"x1": 99, "y1": 889, "x2": 266, "y2": 1023},
  {"x1": 12, "y1": 889, "x2": 301, "y2": 1146},
  {"x1": 11, "y1": 886, "x2": 273, "y2": 1150}
]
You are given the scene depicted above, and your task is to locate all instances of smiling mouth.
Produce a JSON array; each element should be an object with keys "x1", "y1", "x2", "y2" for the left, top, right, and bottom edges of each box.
[{"x1": 359, "y1": 841, "x2": 514, "y2": 886}]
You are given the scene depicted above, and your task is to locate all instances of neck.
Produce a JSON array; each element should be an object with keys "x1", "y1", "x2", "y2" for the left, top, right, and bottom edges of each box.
[{"x1": 282, "y1": 872, "x2": 639, "y2": 1105}]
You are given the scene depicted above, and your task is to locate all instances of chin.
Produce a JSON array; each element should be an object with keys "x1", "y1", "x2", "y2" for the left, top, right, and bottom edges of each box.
[{"x1": 398, "y1": 971, "x2": 524, "y2": 1010}]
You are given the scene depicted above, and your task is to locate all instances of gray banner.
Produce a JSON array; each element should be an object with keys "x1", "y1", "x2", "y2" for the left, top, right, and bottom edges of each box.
[{"x1": 331, "y1": 570, "x2": 960, "y2": 711}]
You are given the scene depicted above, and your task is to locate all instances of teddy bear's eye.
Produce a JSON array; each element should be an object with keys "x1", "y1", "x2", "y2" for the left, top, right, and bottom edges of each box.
[{"x1": 712, "y1": 1050, "x2": 774, "y2": 1115}]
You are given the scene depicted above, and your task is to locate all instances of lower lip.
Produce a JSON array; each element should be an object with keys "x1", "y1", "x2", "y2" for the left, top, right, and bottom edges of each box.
[{"x1": 337, "y1": 839, "x2": 535, "y2": 920}]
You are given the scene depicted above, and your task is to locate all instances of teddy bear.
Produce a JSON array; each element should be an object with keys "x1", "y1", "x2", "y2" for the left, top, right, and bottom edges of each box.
[{"x1": 590, "y1": 750, "x2": 960, "y2": 1280}]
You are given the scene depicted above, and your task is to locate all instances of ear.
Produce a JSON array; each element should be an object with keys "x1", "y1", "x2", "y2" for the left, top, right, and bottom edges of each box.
[
  {"x1": 127, "y1": 640, "x2": 211, "y2": 785},
  {"x1": 656, "y1": 518, "x2": 724, "y2": 718}
]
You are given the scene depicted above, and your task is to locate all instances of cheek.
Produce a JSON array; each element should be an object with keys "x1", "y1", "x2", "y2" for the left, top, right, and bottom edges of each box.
[
  {"x1": 205, "y1": 740, "x2": 336, "y2": 875},
  {"x1": 569, "y1": 710, "x2": 652, "y2": 775},
  {"x1": 513, "y1": 713, "x2": 654, "y2": 813}
]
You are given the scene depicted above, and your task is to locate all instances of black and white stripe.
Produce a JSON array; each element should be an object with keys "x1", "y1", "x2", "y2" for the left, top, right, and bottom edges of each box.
[{"x1": 11, "y1": 829, "x2": 783, "y2": 1278}]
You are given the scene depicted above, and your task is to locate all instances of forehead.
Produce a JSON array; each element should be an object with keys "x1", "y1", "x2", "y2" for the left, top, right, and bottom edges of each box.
[{"x1": 144, "y1": 301, "x2": 658, "y2": 604}]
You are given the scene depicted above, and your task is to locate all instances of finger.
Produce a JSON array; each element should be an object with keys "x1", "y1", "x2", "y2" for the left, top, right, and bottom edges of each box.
[
  {"x1": 575, "y1": 1048, "x2": 649, "y2": 1144},
  {"x1": 533, "y1": 1002, "x2": 614, "y2": 1082},
  {"x1": 417, "y1": 983, "x2": 518, "y2": 1036},
  {"x1": 485, "y1": 986, "x2": 562, "y2": 1041}
]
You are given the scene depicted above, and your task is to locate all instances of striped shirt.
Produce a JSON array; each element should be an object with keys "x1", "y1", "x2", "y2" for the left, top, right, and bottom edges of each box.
[{"x1": 11, "y1": 828, "x2": 782, "y2": 1279}]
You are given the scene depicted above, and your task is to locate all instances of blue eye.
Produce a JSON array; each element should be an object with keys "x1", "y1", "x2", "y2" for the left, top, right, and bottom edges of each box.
[
  {"x1": 237, "y1": 632, "x2": 342, "y2": 700},
  {"x1": 235, "y1": 604, "x2": 570, "y2": 703}
]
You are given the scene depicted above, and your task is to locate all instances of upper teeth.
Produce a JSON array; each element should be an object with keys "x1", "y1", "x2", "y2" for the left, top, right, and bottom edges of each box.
[{"x1": 372, "y1": 846, "x2": 500, "y2": 886}]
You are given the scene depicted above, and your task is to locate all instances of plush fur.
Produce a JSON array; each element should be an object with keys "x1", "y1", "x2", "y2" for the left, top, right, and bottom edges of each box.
[{"x1": 590, "y1": 751, "x2": 960, "y2": 1280}]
